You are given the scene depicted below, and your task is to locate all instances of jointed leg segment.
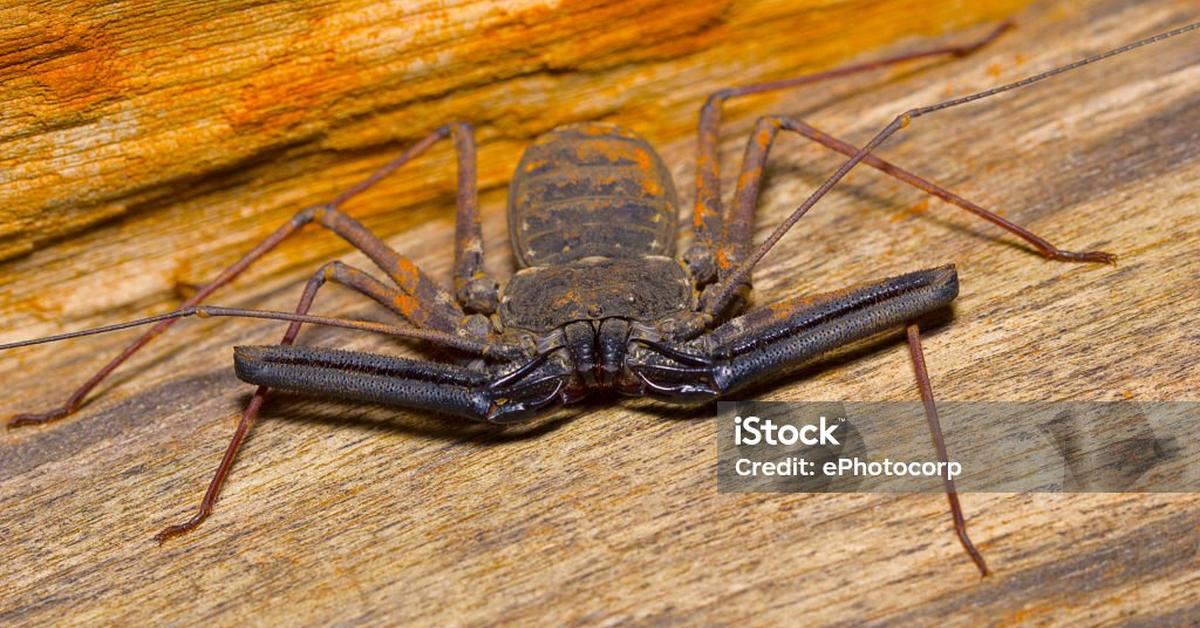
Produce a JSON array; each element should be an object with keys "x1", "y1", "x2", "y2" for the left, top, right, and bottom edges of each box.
[
  {"x1": 687, "y1": 21, "x2": 1013, "y2": 281},
  {"x1": 154, "y1": 256, "x2": 502, "y2": 542},
  {"x1": 703, "y1": 23, "x2": 1200, "y2": 316},
  {"x1": 906, "y1": 323, "x2": 990, "y2": 577},
  {"x1": 155, "y1": 259, "x2": 338, "y2": 543},
  {"x1": 719, "y1": 114, "x2": 1115, "y2": 273},
  {"x1": 8, "y1": 123, "x2": 491, "y2": 428}
]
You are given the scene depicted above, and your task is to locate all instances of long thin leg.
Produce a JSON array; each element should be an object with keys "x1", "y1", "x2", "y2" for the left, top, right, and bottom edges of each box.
[
  {"x1": 705, "y1": 21, "x2": 1200, "y2": 315},
  {"x1": 154, "y1": 265, "x2": 328, "y2": 542},
  {"x1": 153, "y1": 258, "x2": 489, "y2": 542},
  {"x1": 445, "y1": 124, "x2": 499, "y2": 314},
  {"x1": 330, "y1": 123, "x2": 495, "y2": 312},
  {"x1": 719, "y1": 114, "x2": 1114, "y2": 272},
  {"x1": 686, "y1": 22, "x2": 1012, "y2": 281},
  {"x1": 905, "y1": 323, "x2": 990, "y2": 577},
  {"x1": 9, "y1": 123, "x2": 487, "y2": 427}
]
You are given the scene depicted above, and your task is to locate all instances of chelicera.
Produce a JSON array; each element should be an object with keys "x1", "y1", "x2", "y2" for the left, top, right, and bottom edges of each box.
[{"x1": 5, "y1": 20, "x2": 1196, "y2": 576}]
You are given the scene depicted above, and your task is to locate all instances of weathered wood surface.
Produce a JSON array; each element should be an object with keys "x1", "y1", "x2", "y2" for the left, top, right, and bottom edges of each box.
[{"x1": 2, "y1": 0, "x2": 1199, "y2": 624}]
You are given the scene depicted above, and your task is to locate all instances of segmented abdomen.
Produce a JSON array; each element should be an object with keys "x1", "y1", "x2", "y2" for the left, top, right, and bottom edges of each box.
[{"x1": 508, "y1": 122, "x2": 679, "y2": 267}]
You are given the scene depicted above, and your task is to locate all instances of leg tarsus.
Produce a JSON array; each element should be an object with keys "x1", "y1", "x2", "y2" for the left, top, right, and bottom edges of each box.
[
  {"x1": 154, "y1": 510, "x2": 209, "y2": 545},
  {"x1": 1045, "y1": 249, "x2": 1116, "y2": 264},
  {"x1": 777, "y1": 117, "x2": 1116, "y2": 265},
  {"x1": 943, "y1": 491, "x2": 990, "y2": 578},
  {"x1": 905, "y1": 323, "x2": 990, "y2": 577},
  {"x1": 155, "y1": 390, "x2": 266, "y2": 544},
  {"x1": 8, "y1": 406, "x2": 71, "y2": 428}
]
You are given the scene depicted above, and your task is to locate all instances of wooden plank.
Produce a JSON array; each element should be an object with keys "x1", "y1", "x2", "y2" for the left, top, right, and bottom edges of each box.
[
  {"x1": 2, "y1": 0, "x2": 1198, "y2": 624},
  {"x1": 0, "y1": 0, "x2": 1024, "y2": 262}
]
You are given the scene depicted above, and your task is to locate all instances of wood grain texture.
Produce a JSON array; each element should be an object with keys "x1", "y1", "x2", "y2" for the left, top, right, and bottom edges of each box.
[
  {"x1": 0, "y1": 0, "x2": 1024, "y2": 263},
  {"x1": 2, "y1": 0, "x2": 1199, "y2": 624}
]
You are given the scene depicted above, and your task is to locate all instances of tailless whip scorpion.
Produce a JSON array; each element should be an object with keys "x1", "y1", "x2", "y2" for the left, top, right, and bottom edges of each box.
[{"x1": 4, "y1": 18, "x2": 1198, "y2": 577}]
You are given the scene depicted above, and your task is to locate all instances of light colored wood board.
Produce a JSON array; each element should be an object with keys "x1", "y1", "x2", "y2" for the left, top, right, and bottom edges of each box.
[{"x1": 2, "y1": 0, "x2": 1199, "y2": 625}]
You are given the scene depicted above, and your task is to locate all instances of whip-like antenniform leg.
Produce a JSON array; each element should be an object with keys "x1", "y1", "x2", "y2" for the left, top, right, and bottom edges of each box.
[
  {"x1": 703, "y1": 21, "x2": 1200, "y2": 316},
  {"x1": 8, "y1": 123, "x2": 494, "y2": 428},
  {"x1": 687, "y1": 22, "x2": 1012, "y2": 281}
]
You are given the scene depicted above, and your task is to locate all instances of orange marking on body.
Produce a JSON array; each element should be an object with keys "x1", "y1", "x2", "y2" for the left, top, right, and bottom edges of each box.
[
  {"x1": 391, "y1": 293, "x2": 421, "y2": 320},
  {"x1": 737, "y1": 168, "x2": 759, "y2": 193},
  {"x1": 390, "y1": 256, "x2": 421, "y2": 290},
  {"x1": 577, "y1": 137, "x2": 635, "y2": 164},
  {"x1": 715, "y1": 248, "x2": 733, "y2": 270},
  {"x1": 767, "y1": 300, "x2": 803, "y2": 322},
  {"x1": 632, "y1": 146, "x2": 653, "y2": 171},
  {"x1": 755, "y1": 128, "x2": 773, "y2": 149}
]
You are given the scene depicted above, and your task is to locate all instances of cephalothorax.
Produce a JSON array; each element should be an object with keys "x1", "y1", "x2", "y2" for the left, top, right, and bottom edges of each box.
[{"x1": 5, "y1": 20, "x2": 1197, "y2": 577}]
